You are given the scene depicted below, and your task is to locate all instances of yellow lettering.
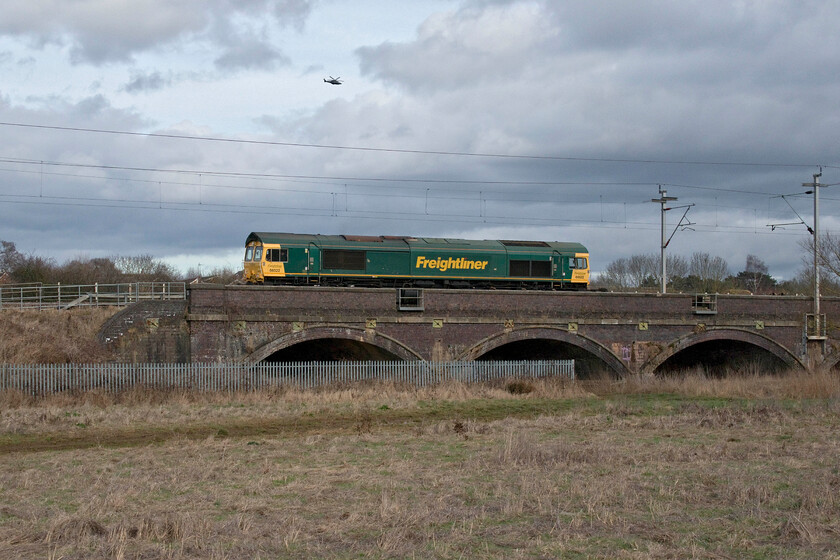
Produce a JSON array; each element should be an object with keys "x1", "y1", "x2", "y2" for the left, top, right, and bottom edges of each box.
[{"x1": 414, "y1": 256, "x2": 489, "y2": 272}]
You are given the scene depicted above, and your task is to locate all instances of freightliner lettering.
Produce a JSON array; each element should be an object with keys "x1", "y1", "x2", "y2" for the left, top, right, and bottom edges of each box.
[{"x1": 415, "y1": 256, "x2": 488, "y2": 272}]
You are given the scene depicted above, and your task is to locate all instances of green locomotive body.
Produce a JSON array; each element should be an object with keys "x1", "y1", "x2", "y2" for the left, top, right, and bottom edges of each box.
[{"x1": 243, "y1": 232, "x2": 590, "y2": 290}]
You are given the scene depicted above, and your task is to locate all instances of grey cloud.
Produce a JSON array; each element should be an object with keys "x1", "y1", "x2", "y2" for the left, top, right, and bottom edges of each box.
[
  {"x1": 358, "y1": 2, "x2": 552, "y2": 91},
  {"x1": 208, "y1": 6, "x2": 294, "y2": 71},
  {"x1": 272, "y1": 0, "x2": 316, "y2": 32},
  {"x1": 214, "y1": 38, "x2": 290, "y2": 71},
  {"x1": 124, "y1": 71, "x2": 172, "y2": 93},
  {"x1": 0, "y1": 0, "x2": 315, "y2": 65},
  {"x1": 2, "y1": 0, "x2": 839, "y2": 283},
  {"x1": 355, "y1": 0, "x2": 840, "y2": 165},
  {"x1": 302, "y1": 63, "x2": 324, "y2": 76},
  {"x1": 324, "y1": 1, "x2": 840, "y2": 280}
]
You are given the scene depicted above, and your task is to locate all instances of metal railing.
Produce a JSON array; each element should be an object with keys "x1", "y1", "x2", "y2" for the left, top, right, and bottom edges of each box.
[
  {"x1": 397, "y1": 287, "x2": 424, "y2": 311},
  {"x1": 0, "y1": 282, "x2": 186, "y2": 310},
  {"x1": 0, "y1": 360, "x2": 574, "y2": 396},
  {"x1": 692, "y1": 293, "x2": 718, "y2": 314}
]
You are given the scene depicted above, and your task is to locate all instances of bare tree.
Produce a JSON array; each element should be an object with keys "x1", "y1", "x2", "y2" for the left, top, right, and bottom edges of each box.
[
  {"x1": 736, "y1": 254, "x2": 775, "y2": 294},
  {"x1": 799, "y1": 232, "x2": 840, "y2": 282},
  {"x1": 113, "y1": 254, "x2": 179, "y2": 281},
  {"x1": 59, "y1": 257, "x2": 123, "y2": 285},
  {"x1": 599, "y1": 257, "x2": 631, "y2": 290},
  {"x1": 600, "y1": 253, "x2": 688, "y2": 290},
  {"x1": 1, "y1": 240, "x2": 22, "y2": 273},
  {"x1": 185, "y1": 265, "x2": 239, "y2": 285},
  {"x1": 1, "y1": 240, "x2": 57, "y2": 284},
  {"x1": 668, "y1": 254, "x2": 689, "y2": 280},
  {"x1": 627, "y1": 254, "x2": 658, "y2": 287},
  {"x1": 785, "y1": 254, "x2": 840, "y2": 297},
  {"x1": 689, "y1": 252, "x2": 730, "y2": 293}
]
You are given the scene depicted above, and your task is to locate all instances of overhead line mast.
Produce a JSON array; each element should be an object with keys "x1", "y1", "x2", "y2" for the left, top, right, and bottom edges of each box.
[
  {"x1": 651, "y1": 186, "x2": 678, "y2": 294},
  {"x1": 802, "y1": 168, "x2": 823, "y2": 318}
]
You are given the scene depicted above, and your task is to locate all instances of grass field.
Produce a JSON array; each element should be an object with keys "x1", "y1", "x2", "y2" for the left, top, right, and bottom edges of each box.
[{"x1": 1, "y1": 372, "x2": 839, "y2": 559}]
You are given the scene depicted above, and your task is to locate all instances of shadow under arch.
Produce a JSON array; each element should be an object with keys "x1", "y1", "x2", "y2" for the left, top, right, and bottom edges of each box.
[
  {"x1": 458, "y1": 326, "x2": 629, "y2": 377},
  {"x1": 243, "y1": 326, "x2": 423, "y2": 364},
  {"x1": 640, "y1": 328, "x2": 806, "y2": 375}
]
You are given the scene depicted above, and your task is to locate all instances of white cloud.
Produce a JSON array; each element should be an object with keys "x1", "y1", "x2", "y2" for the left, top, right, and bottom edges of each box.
[{"x1": 1, "y1": 0, "x2": 839, "y2": 285}]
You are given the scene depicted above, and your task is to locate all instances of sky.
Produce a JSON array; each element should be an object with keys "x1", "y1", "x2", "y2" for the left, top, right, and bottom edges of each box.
[{"x1": 1, "y1": 0, "x2": 839, "y2": 281}]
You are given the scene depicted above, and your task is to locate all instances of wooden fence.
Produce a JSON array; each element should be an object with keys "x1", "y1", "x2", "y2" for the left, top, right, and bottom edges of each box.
[{"x1": 0, "y1": 360, "x2": 574, "y2": 396}]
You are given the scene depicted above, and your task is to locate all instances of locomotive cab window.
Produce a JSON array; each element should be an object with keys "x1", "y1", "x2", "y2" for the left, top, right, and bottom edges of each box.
[
  {"x1": 254, "y1": 247, "x2": 263, "y2": 262},
  {"x1": 569, "y1": 257, "x2": 587, "y2": 269},
  {"x1": 266, "y1": 248, "x2": 288, "y2": 262},
  {"x1": 244, "y1": 246, "x2": 254, "y2": 261}
]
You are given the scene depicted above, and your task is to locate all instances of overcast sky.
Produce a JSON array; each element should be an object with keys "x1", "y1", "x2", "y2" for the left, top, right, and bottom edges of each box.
[{"x1": 1, "y1": 0, "x2": 839, "y2": 280}]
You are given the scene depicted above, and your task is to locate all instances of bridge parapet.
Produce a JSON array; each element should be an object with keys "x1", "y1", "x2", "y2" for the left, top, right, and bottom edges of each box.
[{"x1": 182, "y1": 285, "x2": 839, "y2": 374}]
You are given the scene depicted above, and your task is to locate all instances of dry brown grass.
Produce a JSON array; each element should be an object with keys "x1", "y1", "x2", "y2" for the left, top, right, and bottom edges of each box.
[
  {"x1": 1, "y1": 398, "x2": 839, "y2": 559},
  {"x1": 0, "y1": 308, "x2": 118, "y2": 364},
  {"x1": 0, "y1": 378, "x2": 590, "y2": 439},
  {"x1": 603, "y1": 367, "x2": 840, "y2": 400},
  {"x1": 0, "y1": 372, "x2": 839, "y2": 558}
]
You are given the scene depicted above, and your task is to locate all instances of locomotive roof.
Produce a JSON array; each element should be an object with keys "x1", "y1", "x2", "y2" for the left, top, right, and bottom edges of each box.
[{"x1": 247, "y1": 232, "x2": 587, "y2": 253}]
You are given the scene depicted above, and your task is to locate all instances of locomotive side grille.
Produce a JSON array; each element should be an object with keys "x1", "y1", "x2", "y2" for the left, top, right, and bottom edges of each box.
[{"x1": 323, "y1": 249, "x2": 366, "y2": 270}]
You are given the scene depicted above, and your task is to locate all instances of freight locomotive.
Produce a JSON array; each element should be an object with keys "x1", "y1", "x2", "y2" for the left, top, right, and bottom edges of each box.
[{"x1": 243, "y1": 232, "x2": 590, "y2": 290}]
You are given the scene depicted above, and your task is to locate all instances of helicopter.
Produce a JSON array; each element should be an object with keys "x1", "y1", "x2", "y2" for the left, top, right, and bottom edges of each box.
[{"x1": 324, "y1": 76, "x2": 343, "y2": 85}]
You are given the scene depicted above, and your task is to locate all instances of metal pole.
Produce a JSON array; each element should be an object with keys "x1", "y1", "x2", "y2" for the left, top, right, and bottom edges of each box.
[
  {"x1": 803, "y1": 170, "x2": 823, "y2": 318},
  {"x1": 814, "y1": 172, "x2": 821, "y2": 317},
  {"x1": 651, "y1": 186, "x2": 677, "y2": 294},
  {"x1": 661, "y1": 198, "x2": 666, "y2": 293}
]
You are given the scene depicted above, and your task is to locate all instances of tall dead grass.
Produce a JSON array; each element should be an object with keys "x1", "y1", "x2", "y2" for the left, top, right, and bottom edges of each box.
[
  {"x1": 1, "y1": 368, "x2": 838, "y2": 413},
  {"x1": 601, "y1": 367, "x2": 840, "y2": 400},
  {"x1": 0, "y1": 376, "x2": 593, "y2": 410},
  {"x1": 0, "y1": 308, "x2": 118, "y2": 364}
]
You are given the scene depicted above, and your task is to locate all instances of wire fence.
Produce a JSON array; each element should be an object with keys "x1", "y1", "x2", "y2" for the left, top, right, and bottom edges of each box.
[
  {"x1": 0, "y1": 360, "x2": 574, "y2": 396},
  {"x1": 0, "y1": 282, "x2": 187, "y2": 310}
]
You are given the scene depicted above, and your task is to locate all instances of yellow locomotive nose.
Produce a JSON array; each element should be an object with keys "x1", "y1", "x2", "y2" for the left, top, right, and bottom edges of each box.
[{"x1": 243, "y1": 243, "x2": 265, "y2": 284}]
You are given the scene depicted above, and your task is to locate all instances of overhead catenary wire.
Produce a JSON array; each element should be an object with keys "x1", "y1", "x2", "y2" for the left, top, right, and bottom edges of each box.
[
  {"x1": 0, "y1": 122, "x2": 836, "y2": 245},
  {"x1": 0, "y1": 157, "x2": 826, "y2": 202},
  {"x1": 1, "y1": 156, "x2": 838, "y2": 237},
  {"x1": 0, "y1": 165, "x2": 814, "y2": 228},
  {"x1": 0, "y1": 192, "x2": 825, "y2": 237},
  {"x1": 0, "y1": 121, "x2": 827, "y2": 168}
]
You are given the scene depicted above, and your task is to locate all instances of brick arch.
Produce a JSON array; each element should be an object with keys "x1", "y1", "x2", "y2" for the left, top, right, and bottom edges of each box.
[
  {"x1": 814, "y1": 349, "x2": 840, "y2": 371},
  {"x1": 243, "y1": 326, "x2": 423, "y2": 364},
  {"x1": 457, "y1": 326, "x2": 629, "y2": 376},
  {"x1": 640, "y1": 328, "x2": 806, "y2": 375}
]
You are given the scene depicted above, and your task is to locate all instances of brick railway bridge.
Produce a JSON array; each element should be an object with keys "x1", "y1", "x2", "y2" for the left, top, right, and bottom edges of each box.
[{"x1": 100, "y1": 284, "x2": 840, "y2": 376}]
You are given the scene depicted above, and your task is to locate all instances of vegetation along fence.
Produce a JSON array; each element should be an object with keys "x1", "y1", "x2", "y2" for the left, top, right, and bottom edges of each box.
[
  {"x1": 0, "y1": 282, "x2": 187, "y2": 310},
  {"x1": 0, "y1": 360, "x2": 575, "y2": 396}
]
